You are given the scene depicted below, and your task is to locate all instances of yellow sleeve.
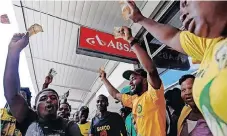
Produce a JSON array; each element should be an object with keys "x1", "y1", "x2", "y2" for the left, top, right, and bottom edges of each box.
[
  {"x1": 147, "y1": 82, "x2": 165, "y2": 102},
  {"x1": 121, "y1": 94, "x2": 137, "y2": 108},
  {"x1": 177, "y1": 106, "x2": 192, "y2": 136},
  {"x1": 180, "y1": 31, "x2": 205, "y2": 63}
]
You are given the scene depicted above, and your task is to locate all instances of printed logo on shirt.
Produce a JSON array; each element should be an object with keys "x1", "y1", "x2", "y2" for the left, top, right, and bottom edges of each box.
[
  {"x1": 200, "y1": 79, "x2": 227, "y2": 136},
  {"x1": 196, "y1": 69, "x2": 206, "y2": 78},
  {"x1": 196, "y1": 63, "x2": 210, "y2": 78},
  {"x1": 100, "y1": 130, "x2": 108, "y2": 136},
  {"x1": 137, "y1": 104, "x2": 142, "y2": 114},
  {"x1": 215, "y1": 44, "x2": 227, "y2": 70},
  {"x1": 97, "y1": 125, "x2": 110, "y2": 132}
]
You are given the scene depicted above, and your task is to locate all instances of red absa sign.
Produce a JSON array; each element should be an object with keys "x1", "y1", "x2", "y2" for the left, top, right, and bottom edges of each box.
[{"x1": 79, "y1": 27, "x2": 137, "y2": 59}]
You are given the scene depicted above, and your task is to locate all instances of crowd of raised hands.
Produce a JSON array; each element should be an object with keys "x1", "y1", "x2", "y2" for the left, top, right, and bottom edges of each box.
[{"x1": 2, "y1": 1, "x2": 227, "y2": 136}]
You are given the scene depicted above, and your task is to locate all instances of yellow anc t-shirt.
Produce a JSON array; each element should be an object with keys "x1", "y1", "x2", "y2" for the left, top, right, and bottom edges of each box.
[
  {"x1": 0, "y1": 108, "x2": 22, "y2": 136},
  {"x1": 122, "y1": 82, "x2": 166, "y2": 136},
  {"x1": 78, "y1": 121, "x2": 91, "y2": 136},
  {"x1": 180, "y1": 31, "x2": 227, "y2": 136}
]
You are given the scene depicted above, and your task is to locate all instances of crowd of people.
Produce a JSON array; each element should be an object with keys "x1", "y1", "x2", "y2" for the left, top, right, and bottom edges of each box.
[{"x1": 1, "y1": 0, "x2": 227, "y2": 136}]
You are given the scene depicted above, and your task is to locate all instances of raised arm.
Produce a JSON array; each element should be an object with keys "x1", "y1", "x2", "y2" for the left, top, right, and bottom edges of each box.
[
  {"x1": 42, "y1": 74, "x2": 53, "y2": 89},
  {"x1": 132, "y1": 43, "x2": 161, "y2": 89},
  {"x1": 99, "y1": 70, "x2": 122, "y2": 101},
  {"x1": 127, "y1": 1, "x2": 184, "y2": 54},
  {"x1": 118, "y1": 27, "x2": 161, "y2": 89},
  {"x1": 3, "y1": 33, "x2": 30, "y2": 123}
]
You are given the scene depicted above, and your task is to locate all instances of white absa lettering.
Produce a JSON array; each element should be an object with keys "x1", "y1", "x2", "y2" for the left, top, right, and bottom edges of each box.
[
  {"x1": 107, "y1": 40, "x2": 116, "y2": 48},
  {"x1": 116, "y1": 42, "x2": 123, "y2": 50},
  {"x1": 123, "y1": 44, "x2": 130, "y2": 52}
]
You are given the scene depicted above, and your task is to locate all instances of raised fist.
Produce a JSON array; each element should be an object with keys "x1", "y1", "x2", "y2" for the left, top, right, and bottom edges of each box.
[{"x1": 8, "y1": 33, "x2": 29, "y2": 52}]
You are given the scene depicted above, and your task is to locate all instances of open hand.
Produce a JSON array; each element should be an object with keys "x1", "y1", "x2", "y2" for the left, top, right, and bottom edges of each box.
[
  {"x1": 127, "y1": 1, "x2": 145, "y2": 23},
  {"x1": 9, "y1": 33, "x2": 29, "y2": 52}
]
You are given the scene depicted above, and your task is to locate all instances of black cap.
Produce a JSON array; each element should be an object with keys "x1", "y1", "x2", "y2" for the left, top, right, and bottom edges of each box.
[
  {"x1": 79, "y1": 106, "x2": 89, "y2": 113},
  {"x1": 123, "y1": 68, "x2": 147, "y2": 80}
]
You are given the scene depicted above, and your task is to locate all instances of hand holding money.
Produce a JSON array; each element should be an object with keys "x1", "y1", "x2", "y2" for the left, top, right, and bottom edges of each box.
[
  {"x1": 45, "y1": 68, "x2": 57, "y2": 85},
  {"x1": 120, "y1": 1, "x2": 145, "y2": 23},
  {"x1": 43, "y1": 68, "x2": 56, "y2": 89},
  {"x1": 119, "y1": 1, "x2": 131, "y2": 20},
  {"x1": 113, "y1": 26, "x2": 134, "y2": 43},
  {"x1": 99, "y1": 66, "x2": 106, "y2": 81},
  {"x1": 27, "y1": 24, "x2": 43, "y2": 37},
  {"x1": 48, "y1": 68, "x2": 57, "y2": 78},
  {"x1": 61, "y1": 90, "x2": 69, "y2": 100}
]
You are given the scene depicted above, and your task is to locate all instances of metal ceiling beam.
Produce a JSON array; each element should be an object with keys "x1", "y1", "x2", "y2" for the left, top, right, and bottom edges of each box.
[
  {"x1": 13, "y1": 3, "x2": 111, "y2": 34},
  {"x1": 13, "y1": 4, "x2": 83, "y2": 26},
  {"x1": 38, "y1": 81, "x2": 91, "y2": 92},
  {"x1": 71, "y1": 108, "x2": 78, "y2": 111},
  {"x1": 68, "y1": 99, "x2": 83, "y2": 103},
  {"x1": 84, "y1": 61, "x2": 119, "y2": 106},
  {"x1": 32, "y1": 57, "x2": 98, "y2": 73},
  {"x1": 19, "y1": 0, "x2": 40, "y2": 92}
]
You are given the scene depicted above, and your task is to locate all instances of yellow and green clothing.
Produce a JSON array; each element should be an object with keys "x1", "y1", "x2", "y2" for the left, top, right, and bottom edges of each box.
[
  {"x1": 122, "y1": 83, "x2": 166, "y2": 136},
  {"x1": 78, "y1": 121, "x2": 91, "y2": 136},
  {"x1": 180, "y1": 31, "x2": 227, "y2": 136},
  {"x1": 0, "y1": 108, "x2": 22, "y2": 136},
  {"x1": 177, "y1": 106, "x2": 192, "y2": 136}
]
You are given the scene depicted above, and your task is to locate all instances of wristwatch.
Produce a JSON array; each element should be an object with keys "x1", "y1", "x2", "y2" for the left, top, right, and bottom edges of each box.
[{"x1": 130, "y1": 38, "x2": 139, "y2": 47}]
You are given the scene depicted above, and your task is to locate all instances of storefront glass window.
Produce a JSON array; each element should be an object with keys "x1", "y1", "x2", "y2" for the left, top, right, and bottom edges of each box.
[{"x1": 160, "y1": 57, "x2": 199, "y2": 88}]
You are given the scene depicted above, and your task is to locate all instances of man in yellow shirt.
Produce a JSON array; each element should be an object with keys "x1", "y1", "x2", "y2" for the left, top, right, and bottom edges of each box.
[
  {"x1": 123, "y1": 1, "x2": 227, "y2": 135},
  {"x1": 78, "y1": 106, "x2": 91, "y2": 136},
  {"x1": 99, "y1": 28, "x2": 166, "y2": 136}
]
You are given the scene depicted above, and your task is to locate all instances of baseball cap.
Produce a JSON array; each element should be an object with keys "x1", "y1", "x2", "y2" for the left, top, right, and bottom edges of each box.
[{"x1": 123, "y1": 68, "x2": 147, "y2": 80}]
